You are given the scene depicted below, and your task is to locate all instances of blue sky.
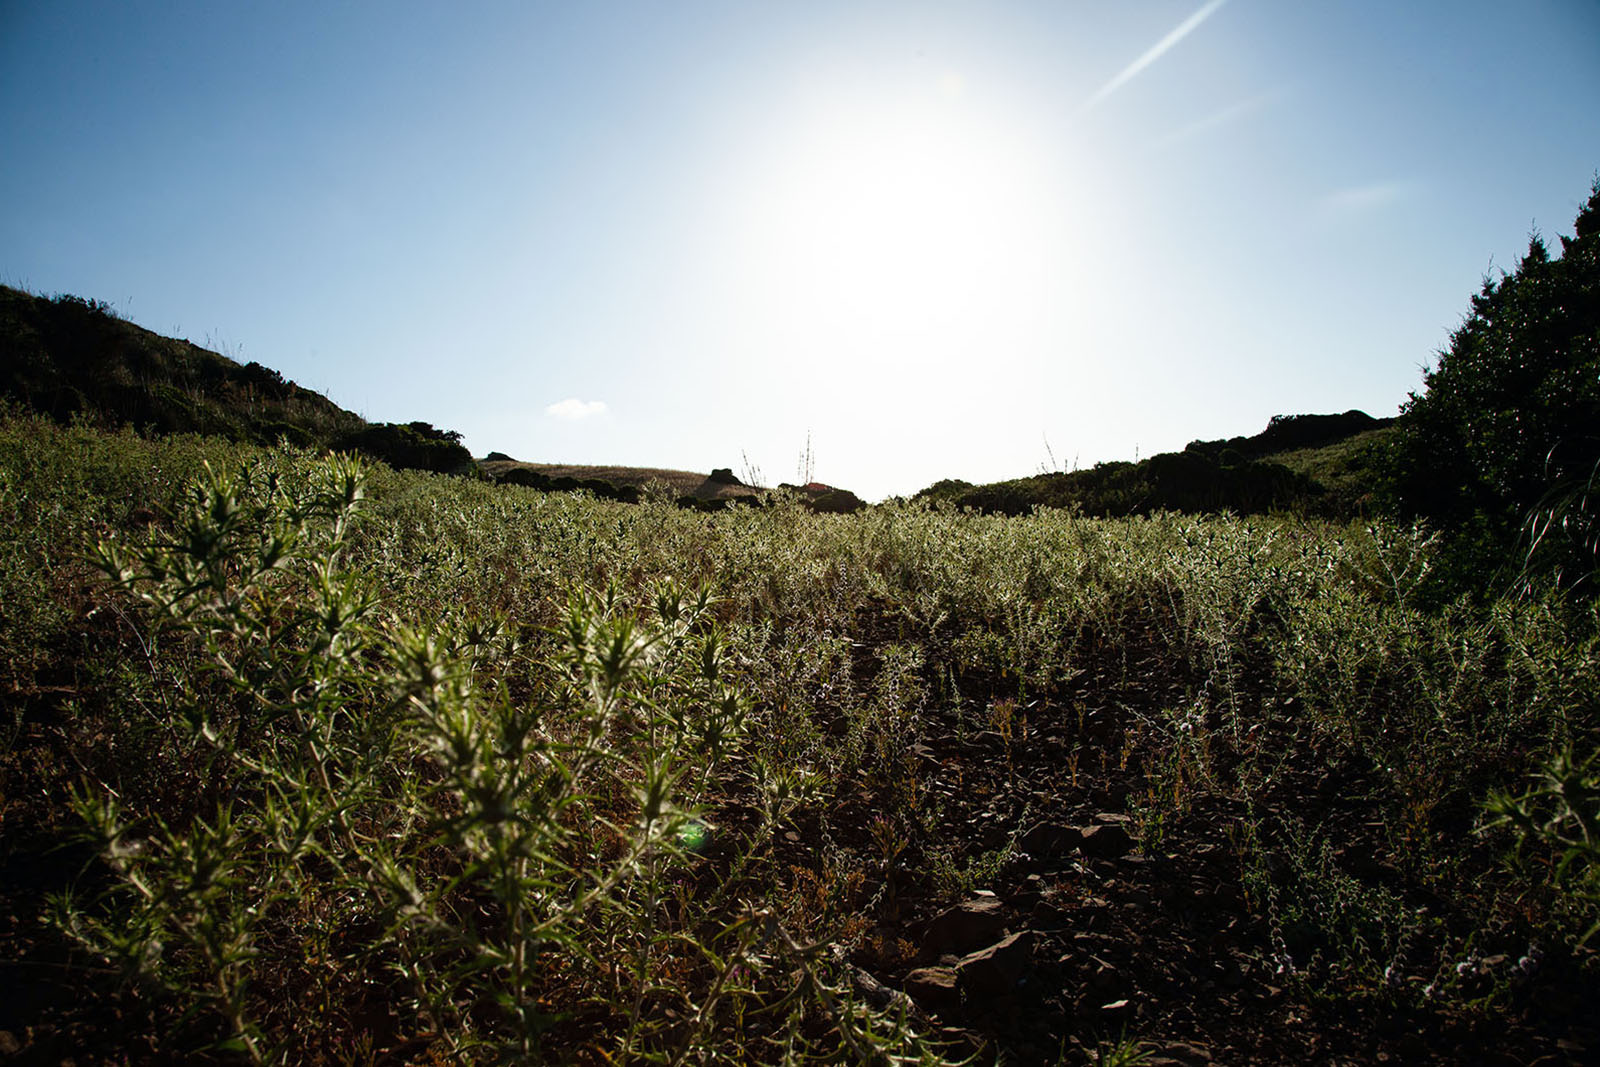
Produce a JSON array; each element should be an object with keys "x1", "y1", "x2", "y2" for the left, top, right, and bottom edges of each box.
[{"x1": 3, "y1": 1, "x2": 1597, "y2": 499}]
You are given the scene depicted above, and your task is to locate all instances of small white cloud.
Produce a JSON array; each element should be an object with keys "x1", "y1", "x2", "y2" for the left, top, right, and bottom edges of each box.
[{"x1": 546, "y1": 398, "x2": 608, "y2": 421}]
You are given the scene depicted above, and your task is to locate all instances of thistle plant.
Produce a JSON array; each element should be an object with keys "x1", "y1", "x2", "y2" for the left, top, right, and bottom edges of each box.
[
  {"x1": 16, "y1": 404, "x2": 1600, "y2": 1062},
  {"x1": 46, "y1": 452, "x2": 943, "y2": 1063},
  {"x1": 1484, "y1": 746, "x2": 1600, "y2": 943}
]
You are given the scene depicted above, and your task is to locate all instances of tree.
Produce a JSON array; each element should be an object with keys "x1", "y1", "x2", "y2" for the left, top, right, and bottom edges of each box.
[
  {"x1": 1389, "y1": 178, "x2": 1600, "y2": 591},
  {"x1": 339, "y1": 420, "x2": 474, "y2": 474}
]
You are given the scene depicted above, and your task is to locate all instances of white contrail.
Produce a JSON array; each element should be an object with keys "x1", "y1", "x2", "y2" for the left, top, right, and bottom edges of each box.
[{"x1": 1077, "y1": 0, "x2": 1229, "y2": 116}]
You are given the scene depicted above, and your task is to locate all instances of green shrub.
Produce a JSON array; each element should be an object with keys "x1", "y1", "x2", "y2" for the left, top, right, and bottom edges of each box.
[
  {"x1": 1389, "y1": 179, "x2": 1600, "y2": 595},
  {"x1": 338, "y1": 420, "x2": 475, "y2": 474}
]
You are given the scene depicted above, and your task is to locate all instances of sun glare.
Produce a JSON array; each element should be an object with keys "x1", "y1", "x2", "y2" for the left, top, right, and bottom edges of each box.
[{"x1": 719, "y1": 72, "x2": 1068, "y2": 389}]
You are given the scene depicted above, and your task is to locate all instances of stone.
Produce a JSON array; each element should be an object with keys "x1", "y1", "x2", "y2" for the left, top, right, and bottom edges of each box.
[
  {"x1": 921, "y1": 897, "x2": 1008, "y2": 956},
  {"x1": 1031, "y1": 899, "x2": 1068, "y2": 926},
  {"x1": 1008, "y1": 873, "x2": 1045, "y2": 909},
  {"x1": 1019, "y1": 822, "x2": 1083, "y2": 857},
  {"x1": 904, "y1": 966, "x2": 961, "y2": 1016},
  {"x1": 707, "y1": 467, "x2": 742, "y2": 485},
  {"x1": 1079, "y1": 822, "x2": 1135, "y2": 859},
  {"x1": 956, "y1": 930, "x2": 1036, "y2": 1000},
  {"x1": 1159, "y1": 1041, "x2": 1214, "y2": 1064}
]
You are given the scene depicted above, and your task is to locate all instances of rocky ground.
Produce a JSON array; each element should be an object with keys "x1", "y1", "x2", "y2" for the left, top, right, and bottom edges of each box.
[
  {"x1": 739, "y1": 612, "x2": 1600, "y2": 1066},
  {"x1": 3, "y1": 607, "x2": 1597, "y2": 1065}
]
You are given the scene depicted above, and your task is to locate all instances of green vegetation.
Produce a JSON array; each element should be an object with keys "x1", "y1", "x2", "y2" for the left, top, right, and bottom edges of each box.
[
  {"x1": 2, "y1": 407, "x2": 1597, "y2": 1062},
  {"x1": 0, "y1": 286, "x2": 473, "y2": 476},
  {"x1": 915, "y1": 412, "x2": 1394, "y2": 519},
  {"x1": 1388, "y1": 180, "x2": 1600, "y2": 595},
  {"x1": 2, "y1": 180, "x2": 1598, "y2": 1063}
]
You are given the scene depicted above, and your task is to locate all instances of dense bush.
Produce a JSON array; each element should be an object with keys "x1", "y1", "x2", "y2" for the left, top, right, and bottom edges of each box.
[
  {"x1": 29, "y1": 448, "x2": 934, "y2": 1063},
  {"x1": 1389, "y1": 180, "x2": 1600, "y2": 593},
  {"x1": 337, "y1": 420, "x2": 476, "y2": 475},
  {"x1": 497, "y1": 465, "x2": 643, "y2": 503}
]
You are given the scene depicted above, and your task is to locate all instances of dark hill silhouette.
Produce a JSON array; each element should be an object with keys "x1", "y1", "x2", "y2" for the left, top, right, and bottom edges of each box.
[
  {"x1": 2, "y1": 285, "x2": 1380, "y2": 513},
  {"x1": 0, "y1": 286, "x2": 472, "y2": 474},
  {"x1": 916, "y1": 412, "x2": 1395, "y2": 518},
  {"x1": 0, "y1": 286, "x2": 859, "y2": 506},
  {"x1": 1185, "y1": 410, "x2": 1394, "y2": 460}
]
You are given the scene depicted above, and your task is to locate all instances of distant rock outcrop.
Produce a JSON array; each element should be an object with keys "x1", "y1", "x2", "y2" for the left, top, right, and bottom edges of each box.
[
  {"x1": 496, "y1": 467, "x2": 640, "y2": 503},
  {"x1": 707, "y1": 467, "x2": 743, "y2": 485},
  {"x1": 779, "y1": 482, "x2": 867, "y2": 514}
]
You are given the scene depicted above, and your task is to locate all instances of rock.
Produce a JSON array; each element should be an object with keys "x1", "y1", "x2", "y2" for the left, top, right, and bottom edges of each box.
[
  {"x1": 1008, "y1": 873, "x2": 1044, "y2": 909},
  {"x1": 1019, "y1": 822, "x2": 1083, "y2": 857},
  {"x1": 484, "y1": 450, "x2": 515, "y2": 462},
  {"x1": 806, "y1": 487, "x2": 866, "y2": 514},
  {"x1": 1031, "y1": 899, "x2": 1069, "y2": 926},
  {"x1": 956, "y1": 930, "x2": 1036, "y2": 1000},
  {"x1": 1159, "y1": 1041, "x2": 1214, "y2": 1064},
  {"x1": 1079, "y1": 822, "x2": 1135, "y2": 859},
  {"x1": 707, "y1": 467, "x2": 742, "y2": 485},
  {"x1": 904, "y1": 966, "x2": 961, "y2": 1016},
  {"x1": 921, "y1": 897, "x2": 1008, "y2": 956}
]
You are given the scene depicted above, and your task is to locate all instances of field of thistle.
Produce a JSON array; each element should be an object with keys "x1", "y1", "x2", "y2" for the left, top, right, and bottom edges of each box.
[{"x1": 1, "y1": 409, "x2": 1596, "y2": 1065}]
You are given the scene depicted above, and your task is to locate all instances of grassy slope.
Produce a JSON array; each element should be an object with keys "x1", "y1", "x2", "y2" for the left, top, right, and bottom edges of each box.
[
  {"x1": 917, "y1": 413, "x2": 1398, "y2": 518},
  {"x1": 2, "y1": 414, "x2": 1595, "y2": 1064},
  {"x1": 0, "y1": 286, "x2": 481, "y2": 474},
  {"x1": 1, "y1": 285, "x2": 782, "y2": 496},
  {"x1": 0, "y1": 285, "x2": 365, "y2": 446},
  {"x1": 1267, "y1": 425, "x2": 1399, "y2": 514}
]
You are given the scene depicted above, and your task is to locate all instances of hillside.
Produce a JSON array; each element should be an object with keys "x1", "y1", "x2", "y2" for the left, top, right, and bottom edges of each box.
[
  {"x1": 0, "y1": 286, "x2": 472, "y2": 474},
  {"x1": 7, "y1": 284, "x2": 1373, "y2": 518},
  {"x1": 1, "y1": 286, "x2": 362, "y2": 445},
  {"x1": 917, "y1": 410, "x2": 1395, "y2": 518},
  {"x1": 0, "y1": 287, "x2": 864, "y2": 506}
]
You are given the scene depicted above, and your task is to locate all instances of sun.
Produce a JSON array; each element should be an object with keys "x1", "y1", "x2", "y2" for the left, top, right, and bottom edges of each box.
[{"x1": 715, "y1": 71, "x2": 1068, "y2": 386}]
